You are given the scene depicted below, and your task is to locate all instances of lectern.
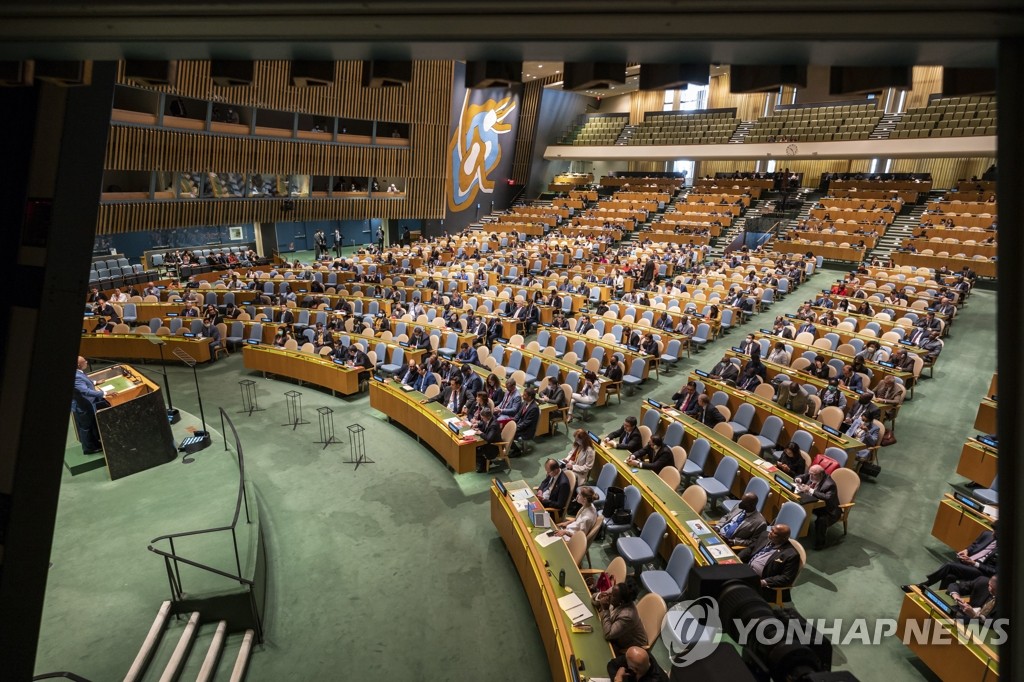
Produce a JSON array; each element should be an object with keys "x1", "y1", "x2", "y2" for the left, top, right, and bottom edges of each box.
[{"x1": 90, "y1": 364, "x2": 177, "y2": 480}]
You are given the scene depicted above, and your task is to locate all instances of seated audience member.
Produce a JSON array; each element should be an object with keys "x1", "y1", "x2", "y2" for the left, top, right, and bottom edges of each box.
[
  {"x1": 605, "y1": 416, "x2": 642, "y2": 452},
  {"x1": 560, "y1": 429, "x2": 596, "y2": 480},
  {"x1": 775, "y1": 381, "x2": 809, "y2": 415},
  {"x1": 606, "y1": 646, "x2": 669, "y2": 682},
  {"x1": 795, "y1": 465, "x2": 840, "y2": 549},
  {"x1": 949, "y1": 576, "x2": 997, "y2": 624},
  {"x1": 538, "y1": 376, "x2": 567, "y2": 409},
  {"x1": 455, "y1": 342, "x2": 476, "y2": 363},
  {"x1": 736, "y1": 364, "x2": 763, "y2": 391},
  {"x1": 739, "y1": 524, "x2": 800, "y2": 598},
  {"x1": 626, "y1": 435, "x2": 673, "y2": 474},
  {"x1": 690, "y1": 393, "x2": 725, "y2": 427},
  {"x1": 568, "y1": 371, "x2": 599, "y2": 421},
  {"x1": 775, "y1": 442, "x2": 806, "y2": 477},
  {"x1": 494, "y1": 378, "x2": 522, "y2": 423},
  {"x1": 843, "y1": 391, "x2": 880, "y2": 432},
  {"x1": 838, "y1": 364, "x2": 864, "y2": 392},
  {"x1": 713, "y1": 492, "x2": 767, "y2": 548},
  {"x1": 819, "y1": 378, "x2": 847, "y2": 410},
  {"x1": 510, "y1": 387, "x2": 540, "y2": 452},
  {"x1": 422, "y1": 375, "x2": 467, "y2": 413},
  {"x1": 535, "y1": 458, "x2": 571, "y2": 513},
  {"x1": 552, "y1": 486, "x2": 599, "y2": 539},
  {"x1": 766, "y1": 341, "x2": 791, "y2": 366},
  {"x1": 597, "y1": 582, "x2": 648, "y2": 655},
  {"x1": 474, "y1": 409, "x2": 503, "y2": 473},
  {"x1": 918, "y1": 526, "x2": 998, "y2": 589},
  {"x1": 709, "y1": 355, "x2": 740, "y2": 383},
  {"x1": 847, "y1": 414, "x2": 881, "y2": 461},
  {"x1": 671, "y1": 380, "x2": 699, "y2": 412}
]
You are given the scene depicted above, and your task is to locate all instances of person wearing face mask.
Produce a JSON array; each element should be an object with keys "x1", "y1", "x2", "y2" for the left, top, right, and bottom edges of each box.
[
  {"x1": 808, "y1": 354, "x2": 831, "y2": 380},
  {"x1": 552, "y1": 486, "x2": 599, "y2": 539},
  {"x1": 560, "y1": 428, "x2": 596, "y2": 480},
  {"x1": 739, "y1": 334, "x2": 758, "y2": 356},
  {"x1": 820, "y1": 378, "x2": 847, "y2": 410}
]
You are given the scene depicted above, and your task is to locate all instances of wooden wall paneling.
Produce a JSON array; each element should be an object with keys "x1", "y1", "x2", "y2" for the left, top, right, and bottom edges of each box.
[
  {"x1": 781, "y1": 159, "x2": 852, "y2": 186},
  {"x1": 695, "y1": 159, "x2": 758, "y2": 177},
  {"x1": 708, "y1": 70, "x2": 770, "y2": 121},
  {"x1": 512, "y1": 78, "x2": 547, "y2": 186},
  {"x1": 888, "y1": 156, "x2": 995, "y2": 189},
  {"x1": 630, "y1": 90, "x2": 664, "y2": 125},
  {"x1": 905, "y1": 66, "x2": 944, "y2": 110}
]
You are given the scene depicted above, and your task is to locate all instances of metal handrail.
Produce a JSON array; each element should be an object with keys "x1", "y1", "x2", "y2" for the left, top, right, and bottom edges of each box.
[
  {"x1": 147, "y1": 407, "x2": 252, "y2": 592},
  {"x1": 33, "y1": 673, "x2": 93, "y2": 682}
]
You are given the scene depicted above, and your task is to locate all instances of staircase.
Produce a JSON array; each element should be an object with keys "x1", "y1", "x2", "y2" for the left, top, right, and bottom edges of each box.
[
  {"x1": 728, "y1": 121, "x2": 756, "y2": 144},
  {"x1": 866, "y1": 200, "x2": 929, "y2": 263},
  {"x1": 870, "y1": 113, "x2": 903, "y2": 140},
  {"x1": 615, "y1": 125, "x2": 638, "y2": 145}
]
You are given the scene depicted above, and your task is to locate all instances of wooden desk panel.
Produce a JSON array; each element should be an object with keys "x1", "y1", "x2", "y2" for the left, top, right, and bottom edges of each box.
[
  {"x1": 931, "y1": 496, "x2": 994, "y2": 551},
  {"x1": 772, "y1": 241, "x2": 867, "y2": 263},
  {"x1": 80, "y1": 334, "x2": 212, "y2": 363},
  {"x1": 974, "y1": 399, "x2": 996, "y2": 434},
  {"x1": 242, "y1": 345, "x2": 360, "y2": 396},
  {"x1": 896, "y1": 589, "x2": 999, "y2": 682},
  {"x1": 369, "y1": 379, "x2": 481, "y2": 474},
  {"x1": 891, "y1": 252, "x2": 996, "y2": 278},
  {"x1": 956, "y1": 440, "x2": 997, "y2": 488},
  {"x1": 491, "y1": 483, "x2": 614, "y2": 682}
]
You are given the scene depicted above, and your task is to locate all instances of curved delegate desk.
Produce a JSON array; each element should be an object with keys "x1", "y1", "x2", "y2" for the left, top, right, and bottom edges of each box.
[
  {"x1": 897, "y1": 586, "x2": 999, "y2": 682},
  {"x1": 80, "y1": 333, "x2": 213, "y2": 363},
  {"x1": 491, "y1": 480, "x2": 614, "y2": 682},
  {"x1": 369, "y1": 377, "x2": 483, "y2": 474},
  {"x1": 242, "y1": 344, "x2": 361, "y2": 396}
]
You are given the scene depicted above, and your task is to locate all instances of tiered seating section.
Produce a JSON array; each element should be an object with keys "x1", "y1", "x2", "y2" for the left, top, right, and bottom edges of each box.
[
  {"x1": 890, "y1": 97, "x2": 996, "y2": 139},
  {"x1": 627, "y1": 111, "x2": 738, "y2": 145},
  {"x1": 745, "y1": 103, "x2": 881, "y2": 143},
  {"x1": 562, "y1": 115, "x2": 627, "y2": 145},
  {"x1": 895, "y1": 187, "x2": 997, "y2": 276}
]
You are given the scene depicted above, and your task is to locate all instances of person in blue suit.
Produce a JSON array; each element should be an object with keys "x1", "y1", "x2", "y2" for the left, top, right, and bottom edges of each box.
[{"x1": 71, "y1": 356, "x2": 107, "y2": 454}]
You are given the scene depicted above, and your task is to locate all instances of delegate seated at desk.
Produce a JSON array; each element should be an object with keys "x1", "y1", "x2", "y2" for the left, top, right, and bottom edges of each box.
[
  {"x1": 713, "y1": 493, "x2": 767, "y2": 548},
  {"x1": 560, "y1": 429, "x2": 596, "y2": 480},
  {"x1": 626, "y1": 435, "x2": 673, "y2": 473},
  {"x1": 605, "y1": 416, "x2": 642, "y2": 452},
  {"x1": 739, "y1": 524, "x2": 800, "y2": 597},
  {"x1": 607, "y1": 646, "x2": 669, "y2": 682},
  {"x1": 474, "y1": 409, "x2": 502, "y2": 473},
  {"x1": 949, "y1": 575, "x2": 998, "y2": 624},
  {"x1": 691, "y1": 394, "x2": 725, "y2": 427},
  {"x1": 795, "y1": 466, "x2": 840, "y2": 550},
  {"x1": 535, "y1": 459, "x2": 571, "y2": 512},
  {"x1": 919, "y1": 526, "x2": 998, "y2": 589}
]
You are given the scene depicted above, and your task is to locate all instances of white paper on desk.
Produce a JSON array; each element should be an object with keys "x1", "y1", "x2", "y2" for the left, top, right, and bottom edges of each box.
[
  {"x1": 510, "y1": 488, "x2": 535, "y2": 501},
  {"x1": 401, "y1": 385, "x2": 414, "y2": 392},
  {"x1": 513, "y1": 499, "x2": 530, "y2": 512},
  {"x1": 557, "y1": 593, "x2": 594, "y2": 623},
  {"x1": 686, "y1": 519, "x2": 711, "y2": 535},
  {"x1": 984, "y1": 504, "x2": 999, "y2": 519},
  {"x1": 709, "y1": 544, "x2": 733, "y2": 558},
  {"x1": 534, "y1": 532, "x2": 562, "y2": 548}
]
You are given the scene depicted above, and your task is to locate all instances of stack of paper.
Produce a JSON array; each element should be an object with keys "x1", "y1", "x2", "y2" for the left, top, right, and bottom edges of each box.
[
  {"x1": 557, "y1": 592, "x2": 594, "y2": 623},
  {"x1": 534, "y1": 532, "x2": 561, "y2": 548}
]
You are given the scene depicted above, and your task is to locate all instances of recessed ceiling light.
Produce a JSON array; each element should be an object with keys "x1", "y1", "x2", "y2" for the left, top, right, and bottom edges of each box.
[{"x1": 539, "y1": 65, "x2": 544, "y2": 68}]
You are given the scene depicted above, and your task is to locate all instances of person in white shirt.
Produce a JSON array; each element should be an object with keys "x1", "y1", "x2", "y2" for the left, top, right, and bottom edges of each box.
[
  {"x1": 553, "y1": 486, "x2": 598, "y2": 539},
  {"x1": 110, "y1": 288, "x2": 128, "y2": 303},
  {"x1": 766, "y1": 341, "x2": 791, "y2": 366}
]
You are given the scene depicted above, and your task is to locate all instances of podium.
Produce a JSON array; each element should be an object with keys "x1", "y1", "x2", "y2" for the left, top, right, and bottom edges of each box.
[{"x1": 90, "y1": 364, "x2": 177, "y2": 480}]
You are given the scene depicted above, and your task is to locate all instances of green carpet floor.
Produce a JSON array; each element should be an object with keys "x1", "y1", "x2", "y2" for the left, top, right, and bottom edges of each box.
[{"x1": 35, "y1": 266, "x2": 995, "y2": 681}]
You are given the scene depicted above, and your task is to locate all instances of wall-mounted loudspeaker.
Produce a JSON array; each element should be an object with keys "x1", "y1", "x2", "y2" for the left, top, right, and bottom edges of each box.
[
  {"x1": 729, "y1": 65, "x2": 807, "y2": 93},
  {"x1": 639, "y1": 64, "x2": 710, "y2": 90},
  {"x1": 362, "y1": 61, "x2": 412, "y2": 87},
  {"x1": 289, "y1": 61, "x2": 336, "y2": 87},
  {"x1": 563, "y1": 63, "x2": 626, "y2": 91},
  {"x1": 34, "y1": 61, "x2": 92, "y2": 86},
  {"x1": 124, "y1": 60, "x2": 178, "y2": 87},
  {"x1": 465, "y1": 61, "x2": 522, "y2": 89},
  {"x1": 829, "y1": 67, "x2": 911, "y2": 95},
  {"x1": 210, "y1": 61, "x2": 254, "y2": 87}
]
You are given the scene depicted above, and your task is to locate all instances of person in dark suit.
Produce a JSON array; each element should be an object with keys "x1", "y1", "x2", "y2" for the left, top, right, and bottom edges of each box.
[
  {"x1": 639, "y1": 259, "x2": 656, "y2": 287},
  {"x1": 71, "y1": 356, "x2": 107, "y2": 454},
  {"x1": 949, "y1": 575, "x2": 997, "y2": 624},
  {"x1": 486, "y1": 316, "x2": 503, "y2": 345},
  {"x1": 843, "y1": 392, "x2": 880, "y2": 433},
  {"x1": 920, "y1": 527, "x2": 998, "y2": 589},
  {"x1": 536, "y1": 459, "x2": 571, "y2": 514},
  {"x1": 672, "y1": 380, "x2": 699, "y2": 412},
  {"x1": 606, "y1": 646, "x2": 668, "y2": 682},
  {"x1": 511, "y1": 387, "x2": 540, "y2": 448},
  {"x1": 423, "y1": 375, "x2": 466, "y2": 413},
  {"x1": 605, "y1": 416, "x2": 642, "y2": 452},
  {"x1": 738, "y1": 334, "x2": 758, "y2": 356},
  {"x1": 739, "y1": 524, "x2": 800, "y2": 598},
  {"x1": 713, "y1": 492, "x2": 767, "y2": 548},
  {"x1": 474, "y1": 409, "x2": 503, "y2": 472},
  {"x1": 709, "y1": 356, "x2": 740, "y2": 383},
  {"x1": 537, "y1": 376, "x2": 566, "y2": 409},
  {"x1": 690, "y1": 394, "x2": 725, "y2": 427},
  {"x1": 626, "y1": 434, "x2": 674, "y2": 473},
  {"x1": 460, "y1": 364, "x2": 484, "y2": 396},
  {"x1": 795, "y1": 465, "x2": 840, "y2": 549},
  {"x1": 575, "y1": 315, "x2": 595, "y2": 335}
]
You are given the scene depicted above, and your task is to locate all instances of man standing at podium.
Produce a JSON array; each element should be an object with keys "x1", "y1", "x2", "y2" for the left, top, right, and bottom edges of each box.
[{"x1": 71, "y1": 356, "x2": 107, "y2": 454}]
